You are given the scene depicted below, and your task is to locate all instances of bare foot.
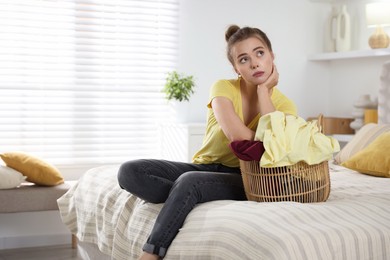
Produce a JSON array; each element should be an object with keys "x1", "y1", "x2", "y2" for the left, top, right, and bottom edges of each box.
[{"x1": 138, "y1": 252, "x2": 160, "y2": 260}]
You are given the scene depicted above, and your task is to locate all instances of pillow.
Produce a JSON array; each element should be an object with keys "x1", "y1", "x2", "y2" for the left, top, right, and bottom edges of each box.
[
  {"x1": 341, "y1": 132, "x2": 390, "y2": 177},
  {"x1": 0, "y1": 152, "x2": 64, "y2": 186},
  {"x1": 0, "y1": 165, "x2": 26, "y2": 189},
  {"x1": 334, "y1": 123, "x2": 390, "y2": 164}
]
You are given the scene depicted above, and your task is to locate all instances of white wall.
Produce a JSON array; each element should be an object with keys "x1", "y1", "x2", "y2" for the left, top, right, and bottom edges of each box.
[
  {"x1": 328, "y1": 57, "x2": 388, "y2": 116},
  {"x1": 178, "y1": 0, "x2": 389, "y2": 122}
]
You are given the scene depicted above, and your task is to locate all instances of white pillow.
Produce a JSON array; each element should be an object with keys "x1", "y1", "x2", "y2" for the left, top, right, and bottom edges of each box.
[{"x1": 0, "y1": 165, "x2": 26, "y2": 189}]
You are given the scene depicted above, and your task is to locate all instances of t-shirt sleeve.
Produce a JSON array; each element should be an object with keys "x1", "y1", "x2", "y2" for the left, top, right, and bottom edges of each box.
[
  {"x1": 207, "y1": 80, "x2": 235, "y2": 108},
  {"x1": 272, "y1": 88, "x2": 298, "y2": 116}
]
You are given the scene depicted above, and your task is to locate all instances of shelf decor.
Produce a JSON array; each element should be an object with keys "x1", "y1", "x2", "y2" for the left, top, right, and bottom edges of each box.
[
  {"x1": 335, "y1": 5, "x2": 351, "y2": 52},
  {"x1": 324, "y1": 5, "x2": 339, "y2": 52},
  {"x1": 350, "y1": 94, "x2": 377, "y2": 132},
  {"x1": 365, "y1": 3, "x2": 390, "y2": 49}
]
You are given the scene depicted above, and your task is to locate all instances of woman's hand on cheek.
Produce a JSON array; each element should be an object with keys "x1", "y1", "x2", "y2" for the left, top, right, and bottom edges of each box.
[
  {"x1": 266, "y1": 65, "x2": 279, "y2": 89},
  {"x1": 257, "y1": 65, "x2": 278, "y2": 96}
]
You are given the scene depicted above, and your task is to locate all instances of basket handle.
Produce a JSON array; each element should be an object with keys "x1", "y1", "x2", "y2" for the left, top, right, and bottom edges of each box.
[{"x1": 317, "y1": 113, "x2": 324, "y2": 134}]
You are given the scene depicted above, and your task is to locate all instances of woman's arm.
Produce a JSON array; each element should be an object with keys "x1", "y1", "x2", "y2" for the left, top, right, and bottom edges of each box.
[
  {"x1": 212, "y1": 97, "x2": 255, "y2": 142},
  {"x1": 257, "y1": 65, "x2": 278, "y2": 115}
]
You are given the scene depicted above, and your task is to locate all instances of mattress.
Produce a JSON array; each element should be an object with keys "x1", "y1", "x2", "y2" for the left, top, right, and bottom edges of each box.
[{"x1": 58, "y1": 163, "x2": 390, "y2": 260}]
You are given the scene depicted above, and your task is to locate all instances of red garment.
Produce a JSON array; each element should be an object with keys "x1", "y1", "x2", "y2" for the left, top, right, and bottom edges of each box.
[{"x1": 229, "y1": 140, "x2": 265, "y2": 161}]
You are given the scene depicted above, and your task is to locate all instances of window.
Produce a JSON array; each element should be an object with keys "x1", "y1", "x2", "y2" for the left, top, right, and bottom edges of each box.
[{"x1": 0, "y1": 0, "x2": 179, "y2": 165}]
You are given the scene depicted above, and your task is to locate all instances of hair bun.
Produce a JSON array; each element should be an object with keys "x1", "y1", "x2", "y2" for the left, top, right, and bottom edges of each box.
[{"x1": 225, "y1": 25, "x2": 240, "y2": 42}]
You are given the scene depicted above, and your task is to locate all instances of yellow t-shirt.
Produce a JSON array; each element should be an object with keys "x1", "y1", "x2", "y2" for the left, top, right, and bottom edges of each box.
[{"x1": 192, "y1": 78, "x2": 297, "y2": 168}]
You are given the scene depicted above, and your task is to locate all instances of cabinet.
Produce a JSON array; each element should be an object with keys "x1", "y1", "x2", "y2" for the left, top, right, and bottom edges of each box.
[
  {"x1": 307, "y1": 116, "x2": 354, "y2": 149},
  {"x1": 324, "y1": 117, "x2": 354, "y2": 135},
  {"x1": 159, "y1": 123, "x2": 206, "y2": 162},
  {"x1": 307, "y1": 116, "x2": 354, "y2": 135}
]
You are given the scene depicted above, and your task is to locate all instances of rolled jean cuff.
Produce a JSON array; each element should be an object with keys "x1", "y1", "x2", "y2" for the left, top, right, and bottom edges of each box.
[{"x1": 142, "y1": 243, "x2": 167, "y2": 258}]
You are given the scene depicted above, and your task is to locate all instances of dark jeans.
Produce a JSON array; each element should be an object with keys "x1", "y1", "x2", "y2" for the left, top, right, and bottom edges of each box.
[{"x1": 117, "y1": 159, "x2": 246, "y2": 258}]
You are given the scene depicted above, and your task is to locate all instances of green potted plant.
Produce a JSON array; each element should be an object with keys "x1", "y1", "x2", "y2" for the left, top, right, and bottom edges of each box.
[{"x1": 163, "y1": 71, "x2": 195, "y2": 102}]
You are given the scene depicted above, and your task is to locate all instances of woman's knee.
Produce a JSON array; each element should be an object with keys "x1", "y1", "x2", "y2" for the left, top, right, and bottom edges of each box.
[
  {"x1": 117, "y1": 159, "x2": 174, "y2": 203},
  {"x1": 117, "y1": 159, "x2": 146, "y2": 190}
]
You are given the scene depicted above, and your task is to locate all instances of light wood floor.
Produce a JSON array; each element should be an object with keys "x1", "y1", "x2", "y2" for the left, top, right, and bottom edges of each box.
[{"x1": 0, "y1": 245, "x2": 82, "y2": 260}]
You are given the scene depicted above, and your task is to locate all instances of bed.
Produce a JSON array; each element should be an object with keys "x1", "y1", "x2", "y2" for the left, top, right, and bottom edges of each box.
[
  {"x1": 57, "y1": 159, "x2": 390, "y2": 260},
  {"x1": 58, "y1": 61, "x2": 390, "y2": 260}
]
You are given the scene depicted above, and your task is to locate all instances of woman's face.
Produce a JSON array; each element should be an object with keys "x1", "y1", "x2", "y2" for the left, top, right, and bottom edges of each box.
[{"x1": 231, "y1": 36, "x2": 274, "y2": 86}]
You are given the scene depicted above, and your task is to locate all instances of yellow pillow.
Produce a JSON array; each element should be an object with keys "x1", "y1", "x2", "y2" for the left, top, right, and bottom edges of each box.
[
  {"x1": 341, "y1": 132, "x2": 390, "y2": 177},
  {"x1": 334, "y1": 123, "x2": 390, "y2": 164},
  {"x1": 0, "y1": 152, "x2": 64, "y2": 186}
]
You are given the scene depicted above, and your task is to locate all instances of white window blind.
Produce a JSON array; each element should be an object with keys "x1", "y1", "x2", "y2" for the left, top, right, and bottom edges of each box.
[{"x1": 0, "y1": 0, "x2": 179, "y2": 165}]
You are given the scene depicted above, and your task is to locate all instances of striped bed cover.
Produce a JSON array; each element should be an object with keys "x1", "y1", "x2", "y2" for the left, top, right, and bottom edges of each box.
[{"x1": 57, "y1": 163, "x2": 390, "y2": 260}]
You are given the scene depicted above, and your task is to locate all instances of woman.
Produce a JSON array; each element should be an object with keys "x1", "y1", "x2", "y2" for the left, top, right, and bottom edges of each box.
[{"x1": 117, "y1": 24, "x2": 297, "y2": 260}]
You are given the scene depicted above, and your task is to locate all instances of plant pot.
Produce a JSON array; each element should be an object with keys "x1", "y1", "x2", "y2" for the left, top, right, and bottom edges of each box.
[{"x1": 169, "y1": 101, "x2": 190, "y2": 123}]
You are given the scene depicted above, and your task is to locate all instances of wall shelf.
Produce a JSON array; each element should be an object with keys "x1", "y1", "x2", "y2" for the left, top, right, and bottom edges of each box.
[
  {"x1": 309, "y1": 0, "x2": 369, "y2": 3},
  {"x1": 308, "y1": 49, "x2": 390, "y2": 61}
]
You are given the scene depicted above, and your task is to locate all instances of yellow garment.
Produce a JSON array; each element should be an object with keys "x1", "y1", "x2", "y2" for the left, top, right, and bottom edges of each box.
[
  {"x1": 192, "y1": 79, "x2": 297, "y2": 168},
  {"x1": 255, "y1": 111, "x2": 340, "y2": 167}
]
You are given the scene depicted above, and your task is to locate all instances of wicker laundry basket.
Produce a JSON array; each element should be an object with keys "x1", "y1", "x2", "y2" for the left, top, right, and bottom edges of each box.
[{"x1": 239, "y1": 114, "x2": 330, "y2": 203}]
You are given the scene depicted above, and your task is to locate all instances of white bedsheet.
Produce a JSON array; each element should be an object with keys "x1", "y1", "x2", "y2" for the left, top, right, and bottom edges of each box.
[{"x1": 57, "y1": 163, "x2": 390, "y2": 260}]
